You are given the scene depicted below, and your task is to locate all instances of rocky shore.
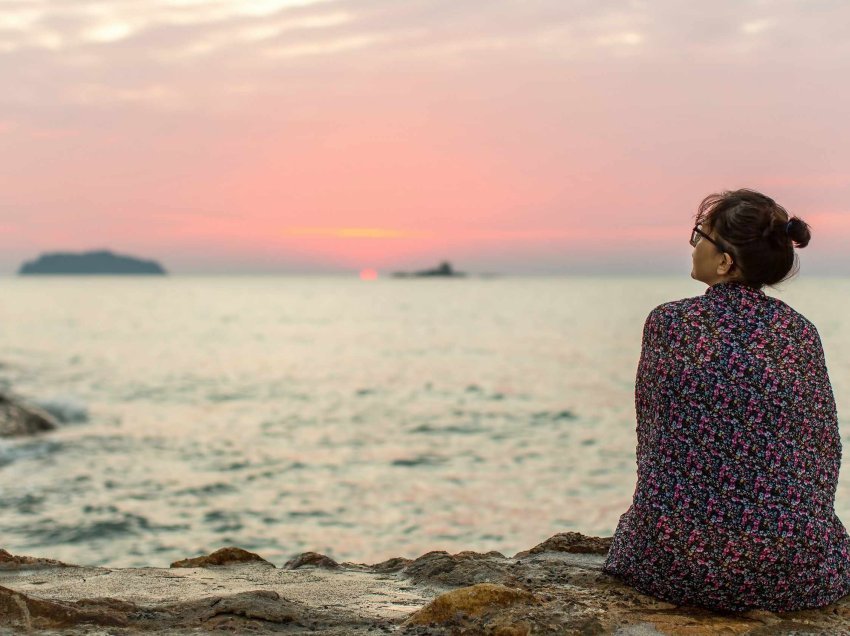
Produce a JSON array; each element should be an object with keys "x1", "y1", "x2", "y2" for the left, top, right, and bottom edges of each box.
[
  {"x1": 3, "y1": 534, "x2": 850, "y2": 634},
  {"x1": 0, "y1": 391, "x2": 58, "y2": 438}
]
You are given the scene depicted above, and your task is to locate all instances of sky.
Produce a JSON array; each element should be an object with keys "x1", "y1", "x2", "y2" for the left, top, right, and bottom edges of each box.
[{"x1": 1, "y1": 0, "x2": 849, "y2": 274}]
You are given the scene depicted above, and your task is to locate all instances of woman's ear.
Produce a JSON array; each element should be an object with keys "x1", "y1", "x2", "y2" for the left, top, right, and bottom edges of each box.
[{"x1": 716, "y1": 253, "x2": 734, "y2": 276}]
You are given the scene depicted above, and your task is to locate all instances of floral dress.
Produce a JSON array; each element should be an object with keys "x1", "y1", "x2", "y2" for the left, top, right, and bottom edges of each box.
[{"x1": 603, "y1": 281, "x2": 850, "y2": 611}]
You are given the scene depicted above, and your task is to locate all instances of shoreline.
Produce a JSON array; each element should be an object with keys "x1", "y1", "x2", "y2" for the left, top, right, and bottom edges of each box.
[{"x1": 3, "y1": 533, "x2": 850, "y2": 635}]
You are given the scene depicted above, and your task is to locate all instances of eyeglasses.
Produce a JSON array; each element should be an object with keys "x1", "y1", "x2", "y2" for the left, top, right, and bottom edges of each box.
[
  {"x1": 690, "y1": 225, "x2": 725, "y2": 251},
  {"x1": 690, "y1": 225, "x2": 736, "y2": 270}
]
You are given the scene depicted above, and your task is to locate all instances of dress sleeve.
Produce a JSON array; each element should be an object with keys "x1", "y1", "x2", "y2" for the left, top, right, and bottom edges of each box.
[{"x1": 635, "y1": 307, "x2": 669, "y2": 461}]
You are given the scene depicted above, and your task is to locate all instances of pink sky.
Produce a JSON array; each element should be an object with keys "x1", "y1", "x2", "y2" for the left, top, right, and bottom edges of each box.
[{"x1": 1, "y1": 0, "x2": 849, "y2": 273}]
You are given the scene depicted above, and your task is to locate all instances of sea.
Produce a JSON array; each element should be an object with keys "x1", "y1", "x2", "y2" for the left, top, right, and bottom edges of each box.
[{"x1": 1, "y1": 275, "x2": 849, "y2": 568}]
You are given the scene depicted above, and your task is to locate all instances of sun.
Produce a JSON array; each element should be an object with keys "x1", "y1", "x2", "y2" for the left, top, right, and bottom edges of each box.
[{"x1": 359, "y1": 268, "x2": 378, "y2": 281}]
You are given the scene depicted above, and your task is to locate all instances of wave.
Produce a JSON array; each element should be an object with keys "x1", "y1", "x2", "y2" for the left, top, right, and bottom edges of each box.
[
  {"x1": 22, "y1": 511, "x2": 189, "y2": 545},
  {"x1": 0, "y1": 438, "x2": 64, "y2": 469},
  {"x1": 31, "y1": 395, "x2": 89, "y2": 423}
]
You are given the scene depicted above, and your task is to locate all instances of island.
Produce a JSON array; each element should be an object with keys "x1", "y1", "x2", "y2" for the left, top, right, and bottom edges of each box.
[
  {"x1": 18, "y1": 250, "x2": 167, "y2": 275},
  {"x1": 391, "y1": 261, "x2": 466, "y2": 278}
]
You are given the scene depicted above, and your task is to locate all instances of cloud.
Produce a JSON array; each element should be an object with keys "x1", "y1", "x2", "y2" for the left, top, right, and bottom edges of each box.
[
  {"x1": 84, "y1": 21, "x2": 136, "y2": 44},
  {"x1": 263, "y1": 32, "x2": 390, "y2": 59},
  {"x1": 283, "y1": 227, "x2": 434, "y2": 239},
  {"x1": 4, "y1": 0, "x2": 850, "y2": 114},
  {"x1": 279, "y1": 225, "x2": 684, "y2": 243},
  {"x1": 67, "y1": 83, "x2": 185, "y2": 109},
  {"x1": 740, "y1": 18, "x2": 775, "y2": 35}
]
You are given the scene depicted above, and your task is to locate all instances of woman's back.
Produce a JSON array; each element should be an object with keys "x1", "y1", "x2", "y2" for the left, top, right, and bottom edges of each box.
[{"x1": 604, "y1": 281, "x2": 850, "y2": 611}]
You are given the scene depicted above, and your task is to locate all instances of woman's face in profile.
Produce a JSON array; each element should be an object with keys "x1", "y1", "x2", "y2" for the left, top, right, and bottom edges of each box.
[{"x1": 690, "y1": 224, "x2": 729, "y2": 285}]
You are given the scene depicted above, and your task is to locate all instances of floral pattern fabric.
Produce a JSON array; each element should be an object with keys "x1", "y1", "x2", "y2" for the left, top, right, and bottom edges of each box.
[{"x1": 603, "y1": 281, "x2": 850, "y2": 611}]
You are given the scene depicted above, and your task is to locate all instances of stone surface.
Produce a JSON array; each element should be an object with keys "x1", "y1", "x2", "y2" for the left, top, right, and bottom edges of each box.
[
  {"x1": 170, "y1": 546, "x2": 273, "y2": 568},
  {"x1": 3, "y1": 534, "x2": 850, "y2": 634},
  {"x1": 163, "y1": 589, "x2": 310, "y2": 630},
  {"x1": 513, "y1": 531, "x2": 613, "y2": 558},
  {"x1": 0, "y1": 549, "x2": 74, "y2": 570},
  {"x1": 405, "y1": 583, "x2": 537, "y2": 625},
  {"x1": 0, "y1": 585, "x2": 131, "y2": 630},
  {"x1": 404, "y1": 550, "x2": 511, "y2": 586},
  {"x1": 369, "y1": 556, "x2": 413, "y2": 572},
  {"x1": 284, "y1": 551, "x2": 340, "y2": 570},
  {"x1": 0, "y1": 392, "x2": 58, "y2": 437}
]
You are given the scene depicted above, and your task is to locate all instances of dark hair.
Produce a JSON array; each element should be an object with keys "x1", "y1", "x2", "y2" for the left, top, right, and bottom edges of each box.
[{"x1": 695, "y1": 189, "x2": 811, "y2": 287}]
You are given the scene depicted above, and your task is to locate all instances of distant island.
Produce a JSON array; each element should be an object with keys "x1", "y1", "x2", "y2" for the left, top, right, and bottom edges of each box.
[
  {"x1": 391, "y1": 261, "x2": 466, "y2": 278},
  {"x1": 18, "y1": 250, "x2": 167, "y2": 275}
]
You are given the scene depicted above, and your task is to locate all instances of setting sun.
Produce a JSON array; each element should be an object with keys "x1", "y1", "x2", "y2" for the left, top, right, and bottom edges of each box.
[{"x1": 359, "y1": 268, "x2": 378, "y2": 281}]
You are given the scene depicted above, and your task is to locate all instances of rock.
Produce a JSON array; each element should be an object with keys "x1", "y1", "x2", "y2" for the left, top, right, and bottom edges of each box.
[
  {"x1": 170, "y1": 546, "x2": 272, "y2": 568},
  {"x1": 284, "y1": 551, "x2": 340, "y2": 570},
  {"x1": 514, "y1": 532, "x2": 613, "y2": 558},
  {"x1": 405, "y1": 583, "x2": 537, "y2": 626},
  {"x1": 5, "y1": 535, "x2": 850, "y2": 634},
  {"x1": 0, "y1": 585, "x2": 131, "y2": 630},
  {"x1": 0, "y1": 585, "x2": 311, "y2": 632},
  {"x1": 0, "y1": 391, "x2": 58, "y2": 437},
  {"x1": 403, "y1": 550, "x2": 511, "y2": 586},
  {"x1": 370, "y1": 556, "x2": 413, "y2": 573},
  {"x1": 740, "y1": 609, "x2": 781, "y2": 624},
  {"x1": 168, "y1": 589, "x2": 309, "y2": 630},
  {"x1": 0, "y1": 555, "x2": 430, "y2": 634},
  {"x1": 0, "y1": 549, "x2": 75, "y2": 570}
]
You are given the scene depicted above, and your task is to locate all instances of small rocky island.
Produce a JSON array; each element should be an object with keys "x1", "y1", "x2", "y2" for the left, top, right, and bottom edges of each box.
[
  {"x1": 2, "y1": 535, "x2": 849, "y2": 634},
  {"x1": 392, "y1": 261, "x2": 466, "y2": 278},
  {"x1": 18, "y1": 250, "x2": 167, "y2": 275}
]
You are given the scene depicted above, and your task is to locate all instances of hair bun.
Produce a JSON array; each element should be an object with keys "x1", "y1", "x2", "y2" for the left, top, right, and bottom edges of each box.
[{"x1": 785, "y1": 216, "x2": 811, "y2": 248}]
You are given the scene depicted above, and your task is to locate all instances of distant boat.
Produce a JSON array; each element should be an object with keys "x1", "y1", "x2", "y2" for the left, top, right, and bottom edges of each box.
[
  {"x1": 18, "y1": 250, "x2": 167, "y2": 275},
  {"x1": 391, "y1": 261, "x2": 466, "y2": 278}
]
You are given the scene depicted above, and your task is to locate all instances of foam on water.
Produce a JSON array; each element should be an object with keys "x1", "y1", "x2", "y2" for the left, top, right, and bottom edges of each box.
[{"x1": 32, "y1": 394, "x2": 89, "y2": 423}]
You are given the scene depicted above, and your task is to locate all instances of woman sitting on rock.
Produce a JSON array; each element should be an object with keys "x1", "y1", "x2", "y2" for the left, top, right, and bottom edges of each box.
[{"x1": 603, "y1": 189, "x2": 850, "y2": 611}]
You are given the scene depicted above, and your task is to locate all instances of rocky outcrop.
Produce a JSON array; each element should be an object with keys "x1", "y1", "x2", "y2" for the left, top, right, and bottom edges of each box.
[
  {"x1": 166, "y1": 589, "x2": 309, "y2": 630},
  {"x1": 3, "y1": 534, "x2": 850, "y2": 634},
  {"x1": 513, "y1": 531, "x2": 613, "y2": 558},
  {"x1": 0, "y1": 584, "x2": 314, "y2": 632},
  {"x1": 170, "y1": 547, "x2": 272, "y2": 568},
  {"x1": 406, "y1": 583, "x2": 537, "y2": 626},
  {"x1": 0, "y1": 549, "x2": 74, "y2": 570},
  {"x1": 0, "y1": 585, "x2": 131, "y2": 630},
  {"x1": 0, "y1": 391, "x2": 58, "y2": 437},
  {"x1": 284, "y1": 551, "x2": 340, "y2": 570},
  {"x1": 404, "y1": 550, "x2": 511, "y2": 586}
]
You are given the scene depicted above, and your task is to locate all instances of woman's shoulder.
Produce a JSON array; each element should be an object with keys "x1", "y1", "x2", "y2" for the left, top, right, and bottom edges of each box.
[
  {"x1": 764, "y1": 295, "x2": 822, "y2": 339},
  {"x1": 638, "y1": 296, "x2": 704, "y2": 340},
  {"x1": 645, "y1": 294, "x2": 705, "y2": 322},
  {"x1": 646, "y1": 289, "x2": 821, "y2": 341}
]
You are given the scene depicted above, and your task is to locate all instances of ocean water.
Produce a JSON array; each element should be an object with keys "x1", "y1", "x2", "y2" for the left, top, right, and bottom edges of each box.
[{"x1": 1, "y1": 275, "x2": 849, "y2": 568}]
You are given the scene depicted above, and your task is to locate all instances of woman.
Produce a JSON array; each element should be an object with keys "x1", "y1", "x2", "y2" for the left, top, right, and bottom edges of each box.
[{"x1": 603, "y1": 189, "x2": 850, "y2": 611}]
